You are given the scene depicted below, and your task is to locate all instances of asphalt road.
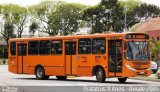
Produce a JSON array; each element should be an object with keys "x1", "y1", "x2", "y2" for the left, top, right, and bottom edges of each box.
[{"x1": 0, "y1": 65, "x2": 160, "y2": 92}]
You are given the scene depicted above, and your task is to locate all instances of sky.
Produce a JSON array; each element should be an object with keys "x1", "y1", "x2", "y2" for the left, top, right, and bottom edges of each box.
[{"x1": 0, "y1": 0, "x2": 160, "y2": 7}]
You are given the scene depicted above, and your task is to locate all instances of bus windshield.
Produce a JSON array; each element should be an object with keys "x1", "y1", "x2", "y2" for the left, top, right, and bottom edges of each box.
[{"x1": 125, "y1": 41, "x2": 150, "y2": 61}]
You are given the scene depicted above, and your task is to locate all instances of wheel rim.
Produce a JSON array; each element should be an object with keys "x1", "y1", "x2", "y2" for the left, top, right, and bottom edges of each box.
[
  {"x1": 37, "y1": 69, "x2": 43, "y2": 78},
  {"x1": 97, "y1": 69, "x2": 102, "y2": 80}
]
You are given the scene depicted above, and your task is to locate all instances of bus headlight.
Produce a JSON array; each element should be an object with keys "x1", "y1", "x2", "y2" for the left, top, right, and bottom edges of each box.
[{"x1": 125, "y1": 64, "x2": 136, "y2": 71}]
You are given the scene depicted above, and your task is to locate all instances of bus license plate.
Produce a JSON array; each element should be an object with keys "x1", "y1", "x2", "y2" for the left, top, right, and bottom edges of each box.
[{"x1": 140, "y1": 72, "x2": 145, "y2": 74}]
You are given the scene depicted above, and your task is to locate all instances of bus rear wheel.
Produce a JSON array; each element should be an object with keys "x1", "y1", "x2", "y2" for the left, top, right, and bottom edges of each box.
[
  {"x1": 96, "y1": 67, "x2": 106, "y2": 83},
  {"x1": 56, "y1": 76, "x2": 67, "y2": 80},
  {"x1": 35, "y1": 66, "x2": 49, "y2": 80},
  {"x1": 118, "y1": 77, "x2": 127, "y2": 83}
]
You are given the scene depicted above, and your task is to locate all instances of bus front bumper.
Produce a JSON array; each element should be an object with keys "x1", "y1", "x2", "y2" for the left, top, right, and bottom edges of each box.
[
  {"x1": 124, "y1": 64, "x2": 152, "y2": 77},
  {"x1": 136, "y1": 69, "x2": 152, "y2": 76}
]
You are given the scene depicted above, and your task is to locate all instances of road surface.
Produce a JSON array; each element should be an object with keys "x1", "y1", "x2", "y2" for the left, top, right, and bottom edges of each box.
[{"x1": 0, "y1": 65, "x2": 160, "y2": 92}]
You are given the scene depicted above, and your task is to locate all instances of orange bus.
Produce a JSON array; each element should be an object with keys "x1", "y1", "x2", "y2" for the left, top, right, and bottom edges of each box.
[{"x1": 8, "y1": 33, "x2": 152, "y2": 83}]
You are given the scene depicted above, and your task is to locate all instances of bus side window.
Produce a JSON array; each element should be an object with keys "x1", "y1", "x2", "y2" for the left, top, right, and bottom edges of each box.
[
  {"x1": 78, "y1": 38, "x2": 91, "y2": 54},
  {"x1": 51, "y1": 40, "x2": 62, "y2": 55},
  {"x1": 10, "y1": 42, "x2": 16, "y2": 55},
  {"x1": 92, "y1": 38, "x2": 106, "y2": 54},
  {"x1": 28, "y1": 41, "x2": 39, "y2": 55},
  {"x1": 39, "y1": 40, "x2": 50, "y2": 55}
]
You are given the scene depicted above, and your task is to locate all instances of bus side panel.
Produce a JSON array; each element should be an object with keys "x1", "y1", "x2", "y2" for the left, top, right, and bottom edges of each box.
[
  {"x1": 76, "y1": 55, "x2": 93, "y2": 76},
  {"x1": 26, "y1": 66, "x2": 35, "y2": 75},
  {"x1": 92, "y1": 55, "x2": 108, "y2": 70},
  {"x1": 26, "y1": 55, "x2": 65, "y2": 76},
  {"x1": 71, "y1": 55, "x2": 77, "y2": 75},
  {"x1": 23, "y1": 56, "x2": 27, "y2": 73},
  {"x1": 92, "y1": 39, "x2": 108, "y2": 76},
  {"x1": 17, "y1": 55, "x2": 23, "y2": 73},
  {"x1": 8, "y1": 56, "x2": 18, "y2": 74},
  {"x1": 45, "y1": 67, "x2": 65, "y2": 76},
  {"x1": 77, "y1": 67, "x2": 93, "y2": 76},
  {"x1": 8, "y1": 42, "x2": 18, "y2": 74}
]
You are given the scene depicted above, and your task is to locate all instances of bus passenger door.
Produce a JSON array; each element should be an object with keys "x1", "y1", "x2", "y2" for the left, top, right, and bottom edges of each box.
[
  {"x1": 17, "y1": 43, "x2": 27, "y2": 74},
  {"x1": 108, "y1": 40, "x2": 122, "y2": 77},
  {"x1": 65, "y1": 42, "x2": 77, "y2": 75}
]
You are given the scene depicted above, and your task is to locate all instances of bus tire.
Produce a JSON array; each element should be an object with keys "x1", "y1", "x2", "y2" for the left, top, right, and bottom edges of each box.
[
  {"x1": 56, "y1": 76, "x2": 67, "y2": 80},
  {"x1": 35, "y1": 66, "x2": 47, "y2": 80},
  {"x1": 118, "y1": 77, "x2": 127, "y2": 83},
  {"x1": 96, "y1": 67, "x2": 106, "y2": 83}
]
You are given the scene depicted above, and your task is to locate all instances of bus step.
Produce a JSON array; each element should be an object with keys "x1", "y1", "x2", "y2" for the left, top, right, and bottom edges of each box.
[{"x1": 67, "y1": 76, "x2": 75, "y2": 78}]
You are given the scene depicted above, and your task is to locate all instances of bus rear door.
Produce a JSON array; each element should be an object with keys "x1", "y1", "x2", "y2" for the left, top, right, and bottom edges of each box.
[
  {"x1": 65, "y1": 41, "x2": 77, "y2": 75},
  {"x1": 108, "y1": 40, "x2": 122, "y2": 77},
  {"x1": 17, "y1": 43, "x2": 27, "y2": 74}
]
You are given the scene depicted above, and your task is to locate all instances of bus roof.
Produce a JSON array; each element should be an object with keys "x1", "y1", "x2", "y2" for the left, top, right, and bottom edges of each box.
[{"x1": 9, "y1": 32, "x2": 147, "y2": 42}]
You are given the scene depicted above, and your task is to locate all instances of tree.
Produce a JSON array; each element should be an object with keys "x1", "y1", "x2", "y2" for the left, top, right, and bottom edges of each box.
[
  {"x1": 28, "y1": 0, "x2": 65, "y2": 36},
  {"x1": 83, "y1": 0, "x2": 124, "y2": 33},
  {"x1": 49, "y1": 3, "x2": 86, "y2": 35},
  {"x1": 29, "y1": 1, "x2": 86, "y2": 36},
  {"x1": 119, "y1": 0, "x2": 140, "y2": 29},
  {"x1": 29, "y1": 21, "x2": 39, "y2": 37},
  {"x1": 150, "y1": 40, "x2": 160, "y2": 65},
  {"x1": 120, "y1": 0, "x2": 160, "y2": 30},
  {"x1": 0, "y1": 4, "x2": 28, "y2": 46},
  {"x1": 134, "y1": 3, "x2": 160, "y2": 19}
]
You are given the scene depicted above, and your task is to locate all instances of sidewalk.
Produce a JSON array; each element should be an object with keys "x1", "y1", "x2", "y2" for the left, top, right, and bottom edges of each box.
[{"x1": 131, "y1": 75, "x2": 160, "y2": 82}]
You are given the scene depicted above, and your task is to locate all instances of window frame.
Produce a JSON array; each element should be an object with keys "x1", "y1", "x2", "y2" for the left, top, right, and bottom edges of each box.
[
  {"x1": 39, "y1": 40, "x2": 51, "y2": 55},
  {"x1": 92, "y1": 38, "x2": 106, "y2": 54},
  {"x1": 78, "y1": 38, "x2": 91, "y2": 54},
  {"x1": 28, "y1": 41, "x2": 39, "y2": 55},
  {"x1": 51, "y1": 40, "x2": 63, "y2": 55},
  {"x1": 10, "y1": 42, "x2": 16, "y2": 56},
  {"x1": 18, "y1": 44, "x2": 27, "y2": 56}
]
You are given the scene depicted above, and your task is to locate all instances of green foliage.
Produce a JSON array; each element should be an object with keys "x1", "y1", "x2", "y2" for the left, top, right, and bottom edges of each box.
[
  {"x1": 0, "y1": 4, "x2": 28, "y2": 46},
  {"x1": 0, "y1": 45, "x2": 8, "y2": 59},
  {"x1": 29, "y1": 22, "x2": 39, "y2": 37},
  {"x1": 119, "y1": 0, "x2": 160, "y2": 29},
  {"x1": 134, "y1": 3, "x2": 160, "y2": 18},
  {"x1": 3, "y1": 22, "x2": 15, "y2": 44},
  {"x1": 49, "y1": 3, "x2": 86, "y2": 35},
  {"x1": 149, "y1": 40, "x2": 160, "y2": 63},
  {"x1": 119, "y1": 0, "x2": 140, "y2": 13},
  {"x1": 2, "y1": 4, "x2": 27, "y2": 25},
  {"x1": 29, "y1": 1, "x2": 86, "y2": 35},
  {"x1": 28, "y1": 0, "x2": 65, "y2": 35},
  {"x1": 83, "y1": 0, "x2": 124, "y2": 33},
  {"x1": 0, "y1": 0, "x2": 160, "y2": 37}
]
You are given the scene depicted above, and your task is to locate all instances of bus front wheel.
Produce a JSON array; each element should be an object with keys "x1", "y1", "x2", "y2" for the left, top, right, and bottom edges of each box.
[
  {"x1": 118, "y1": 77, "x2": 127, "y2": 83},
  {"x1": 35, "y1": 66, "x2": 49, "y2": 80},
  {"x1": 56, "y1": 76, "x2": 67, "y2": 80},
  {"x1": 96, "y1": 67, "x2": 106, "y2": 83}
]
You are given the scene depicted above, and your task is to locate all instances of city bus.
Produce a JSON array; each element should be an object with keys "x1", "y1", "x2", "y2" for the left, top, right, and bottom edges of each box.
[{"x1": 8, "y1": 33, "x2": 152, "y2": 83}]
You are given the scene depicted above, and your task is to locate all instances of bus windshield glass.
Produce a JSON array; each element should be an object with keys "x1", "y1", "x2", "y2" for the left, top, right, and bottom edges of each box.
[{"x1": 125, "y1": 41, "x2": 150, "y2": 61}]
